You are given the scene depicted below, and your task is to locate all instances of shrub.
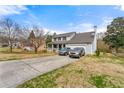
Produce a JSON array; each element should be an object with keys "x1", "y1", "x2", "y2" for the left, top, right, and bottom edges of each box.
[
  {"x1": 103, "y1": 51, "x2": 106, "y2": 55},
  {"x1": 42, "y1": 49, "x2": 47, "y2": 53},
  {"x1": 95, "y1": 49, "x2": 100, "y2": 56},
  {"x1": 2, "y1": 45, "x2": 8, "y2": 47},
  {"x1": 97, "y1": 39, "x2": 111, "y2": 53},
  {"x1": 53, "y1": 49, "x2": 56, "y2": 53}
]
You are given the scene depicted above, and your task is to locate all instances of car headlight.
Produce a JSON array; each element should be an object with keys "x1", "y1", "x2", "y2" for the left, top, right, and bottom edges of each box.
[{"x1": 75, "y1": 52, "x2": 79, "y2": 55}]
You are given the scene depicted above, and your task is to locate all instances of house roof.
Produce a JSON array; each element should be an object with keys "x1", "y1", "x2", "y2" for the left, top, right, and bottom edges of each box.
[
  {"x1": 52, "y1": 41, "x2": 67, "y2": 44},
  {"x1": 51, "y1": 31, "x2": 95, "y2": 45},
  {"x1": 67, "y1": 31, "x2": 95, "y2": 44},
  {"x1": 53, "y1": 32, "x2": 76, "y2": 38}
]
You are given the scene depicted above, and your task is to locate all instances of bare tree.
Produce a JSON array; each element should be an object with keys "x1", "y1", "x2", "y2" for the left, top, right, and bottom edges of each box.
[
  {"x1": 17, "y1": 25, "x2": 30, "y2": 39},
  {"x1": 0, "y1": 31, "x2": 9, "y2": 47},
  {"x1": 0, "y1": 18, "x2": 20, "y2": 52},
  {"x1": 28, "y1": 25, "x2": 44, "y2": 53},
  {"x1": 16, "y1": 25, "x2": 30, "y2": 48}
]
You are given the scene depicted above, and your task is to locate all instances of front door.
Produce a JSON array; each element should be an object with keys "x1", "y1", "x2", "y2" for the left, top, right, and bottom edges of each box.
[
  {"x1": 59, "y1": 44, "x2": 62, "y2": 50},
  {"x1": 63, "y1": 44, "x2": 65, "y2": 48}
]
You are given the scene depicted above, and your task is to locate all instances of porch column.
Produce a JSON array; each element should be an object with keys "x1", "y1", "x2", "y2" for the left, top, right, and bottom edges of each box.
[
  {"x1": 62, "y1": 44, "x2": 63, "y2": 48},
  {"x1": 52, "y1": 44, "x2": 53, "y2": 51},
  {"x1": 62, "y1": 44, "x2": 65, "y2": 48},
  {"x1": 57, "y1": 44, "x2": 59, "y2": 51}
]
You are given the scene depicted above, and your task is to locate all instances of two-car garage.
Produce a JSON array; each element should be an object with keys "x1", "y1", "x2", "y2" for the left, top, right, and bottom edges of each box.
[{"x1": 66, "y1": 44, "x2": 93, "y2": 54}]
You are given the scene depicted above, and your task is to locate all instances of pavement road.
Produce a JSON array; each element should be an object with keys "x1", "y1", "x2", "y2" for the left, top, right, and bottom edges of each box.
[{"x1": 0, "y1": 55, "x2": 78, "y2": 88}]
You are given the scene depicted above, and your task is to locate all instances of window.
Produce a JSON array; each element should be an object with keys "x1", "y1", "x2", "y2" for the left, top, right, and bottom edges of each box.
[
  {"x1": 63, "y1": 44, "x2": 65, "y2": 47},
  {"x1": 54, "y1": 38, "x2": 56, "y2": 41},
  {"x1": 63, "y1": 37, "x2": 66, "y2": 41},
  {"x1": 58, "y1": 37, "x2": 61, "y2": 41},
  {"x1": 91, "y1": 32, "x2": 95, "y2": 36}
]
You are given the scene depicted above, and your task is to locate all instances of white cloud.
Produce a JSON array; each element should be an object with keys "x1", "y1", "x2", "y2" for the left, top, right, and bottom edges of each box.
[
  {"x1": 40, "y1": 16, "x2": 113, "y2": 35},
  {"x1": 24, "y1": 12, "x2": 66, "y2": 35},
  {"x1": 67, "y1": 16, "x2": 113, "y2": 33},
  {"x1": 43, "y1": 28, "x2": 66, "y2": 35},
  {"x1": 114, "y1": 5, "x2": 124, "y2": 11},
  {"x1": 68, "y1": 22, "x2": 95, "y2": 32},
  {"x1": 97, "y1": 17, "x2": 113, "y2": 33},
  {"x1": 24, "y1": 13, "x2": 42, "y2": 26},
  {"x1": 0, "y1": 5, "x2": 28, "y2": 16}
]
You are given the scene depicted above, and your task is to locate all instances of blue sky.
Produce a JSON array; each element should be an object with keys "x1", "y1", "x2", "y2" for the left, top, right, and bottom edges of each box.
[{"x1": 0, "y1": 5, "x2": 124, "y2": 33}]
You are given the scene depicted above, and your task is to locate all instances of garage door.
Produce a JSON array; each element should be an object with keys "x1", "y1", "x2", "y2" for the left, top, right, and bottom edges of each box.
[{"x1": 66, "y1": 44, "x2": 92, "y2": 54}]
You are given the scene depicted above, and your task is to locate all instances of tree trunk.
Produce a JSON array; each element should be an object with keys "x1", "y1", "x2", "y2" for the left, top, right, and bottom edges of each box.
[
  {"x1": 10, "y1": 45, "x2": 12, "y2": 53},
  {"x1": 34, "y1": 47, "x2": 38, "y2": 54},
  {"x1": 115, "y1": 47, "x2": 118, "y2": 53},
  {"x1": 109, "y1": 46, "x2": 112, "y2": 53}
]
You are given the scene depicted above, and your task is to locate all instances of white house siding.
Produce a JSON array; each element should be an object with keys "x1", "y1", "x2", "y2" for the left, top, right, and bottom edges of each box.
[
  {"x1": 92, "y1": 32, "x2": 97, "y2": 52},
  {"x1": 66, "y1": 44, "x2": 93, "y2": 54}
]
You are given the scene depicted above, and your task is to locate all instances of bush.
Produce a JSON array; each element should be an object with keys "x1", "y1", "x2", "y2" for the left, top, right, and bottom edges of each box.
[
  {"x1": 103, "y1": 51, "x2": 106, "y2": 55},
  {"x1": 42, "y1": 49, "x2": 47, "y2": 53},
  {"x1": 97, "y1": 39, "x2": 111, "y2": 53},
  {"x1": 95, "y1": 49, "x2": 100, "y2": 56},
  {"x1": 53, "y1": 49, "x2": 56, "y2": 53},
  {"x1": 2, "y1": 45, "x2": 8, "y2": 47}
]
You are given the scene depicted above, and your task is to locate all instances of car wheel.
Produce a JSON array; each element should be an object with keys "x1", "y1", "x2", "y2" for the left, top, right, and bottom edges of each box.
[
  {"x1": 83, "y1": 53, "x2": 85, "y2": 56},
  {"x1": 65, "y1": 53, "x2": 68, "y2": 56},
  {"x1": 78, "y1": 55, "x2": 81, "y2": 58},
  {"x1": 69, "y1": 55, "x2": 72, "y2": 58}
]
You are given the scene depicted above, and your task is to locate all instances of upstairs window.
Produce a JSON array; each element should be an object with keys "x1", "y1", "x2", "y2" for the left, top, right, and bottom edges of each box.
[
  {"x1": 63, "y1": 37, "x2": 66, "y2": 41},
  {"x1": 91, "y1": 32, "x2": 95, "y2": 37},
  {"x1": 54, "y1": 38, "x2": 56, "y2": 41},
  {"x1": 58, "y1": 37, "x2": 61, "y2": 41}
]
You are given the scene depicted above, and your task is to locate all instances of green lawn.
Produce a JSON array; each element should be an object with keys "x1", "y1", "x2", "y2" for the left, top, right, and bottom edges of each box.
[
  {"x1": 17, "y1": 53, "x2": 124, "y2": 88},
  {"x1": 0, "y1": 47, "x2": 55, "y2": 61}
]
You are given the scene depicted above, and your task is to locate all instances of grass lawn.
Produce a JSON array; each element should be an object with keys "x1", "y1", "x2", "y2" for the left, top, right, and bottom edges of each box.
[
  {"x1": 17, "y1": 53, "x2": 124, "y2": 88},
  {"x1": 0, "y1": 47, "x2": 55, "y2": 61}
]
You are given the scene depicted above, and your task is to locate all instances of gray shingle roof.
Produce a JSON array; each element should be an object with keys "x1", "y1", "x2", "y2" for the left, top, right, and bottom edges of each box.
[
  {"x1": 53, "y1": 32, "x2": 76, "y2": 38},
  {"x1": 52, "y1": 41, "x2": 67, "y2": 44},
  {"x1": 52, "y1": 31, "x2": 95, "y2": 44},
  {"x1": 67, "y1": 32, "x2": 95, "y2": 44}
]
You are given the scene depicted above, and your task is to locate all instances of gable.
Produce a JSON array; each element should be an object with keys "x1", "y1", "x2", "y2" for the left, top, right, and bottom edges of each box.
[{"x1": 67, "y1": 32, "x2": 95, "y2": 44}]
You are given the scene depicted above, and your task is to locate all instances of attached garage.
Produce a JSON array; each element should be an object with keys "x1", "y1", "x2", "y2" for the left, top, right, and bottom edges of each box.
[
  {"x1": 66, "y1": 32, "x2": 97, "y2": 54},
  {"x1": 66, "y1": 44, "x2": 93, "y2": 54}
]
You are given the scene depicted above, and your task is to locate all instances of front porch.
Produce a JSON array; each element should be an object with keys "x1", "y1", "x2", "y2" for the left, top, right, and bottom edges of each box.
[{"x1": 47, "y1": 43, "x2": 66, "y2": 52}]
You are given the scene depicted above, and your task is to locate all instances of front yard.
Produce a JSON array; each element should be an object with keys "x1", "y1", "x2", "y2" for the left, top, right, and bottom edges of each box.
[
  {"x1": 0, "y1": 47, "x2": 55, "y2": 61},
  {"x1": 17, "y1": 53, "x2": 124, "y2": 88}
]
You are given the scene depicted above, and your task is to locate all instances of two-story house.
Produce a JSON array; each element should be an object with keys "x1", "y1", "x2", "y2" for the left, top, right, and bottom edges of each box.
[{"x1": 50, "y1": 31, "x2": 97, "y2": 54}]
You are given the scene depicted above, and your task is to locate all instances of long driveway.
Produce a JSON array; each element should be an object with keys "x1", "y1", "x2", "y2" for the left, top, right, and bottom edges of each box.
[{"x1": 0, "y1": 55, "x2": 78, "y2": 88}]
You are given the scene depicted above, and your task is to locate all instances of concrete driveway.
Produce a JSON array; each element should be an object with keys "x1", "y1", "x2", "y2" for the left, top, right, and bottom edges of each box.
[{"x1": 0, "y1": 55, "x2": 78, "y2": 88}]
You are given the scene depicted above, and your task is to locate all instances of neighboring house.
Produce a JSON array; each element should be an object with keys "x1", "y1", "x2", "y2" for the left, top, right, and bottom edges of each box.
[
  {"x1": 0, "y1": 43, "x2": 9, "y2": 47},
  {"x1": 19, "y1": 39, "x2": 45, "y2": 51},
  {"x1": 49, "y1": 31, "x2": 97, "y2": 54}
]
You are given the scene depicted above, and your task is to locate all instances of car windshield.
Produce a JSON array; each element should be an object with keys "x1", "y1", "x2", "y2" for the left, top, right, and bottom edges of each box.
[
  {"x1": 60, "y1": 48, "x2": 67, "y2": 51},
  {"x1": 73, "y1": 48, "x2": 82, "y2": 51},
  {"x1": 61, "y1": 47, "x2": 70, "y2": 51}
]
